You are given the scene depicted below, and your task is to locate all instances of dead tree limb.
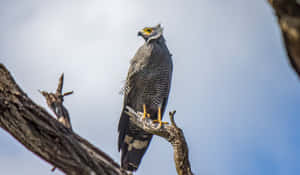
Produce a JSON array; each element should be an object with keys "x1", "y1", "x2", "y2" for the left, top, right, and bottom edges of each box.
[
  {"x1": 0, "y1": 63, "x2": 193, "y2": 175},
  {"x1": 268, "y1": 0, "x2": 300, "y2": 78},
  {"x1": 40, "y1": 73, "x2": 73, "y2": 130},
  {"x1": 125, "y1": 106, "x2": 194, "y2": 175},
  {"x1": 0, "y1": 64, "x2": 126, "y2": 175}
]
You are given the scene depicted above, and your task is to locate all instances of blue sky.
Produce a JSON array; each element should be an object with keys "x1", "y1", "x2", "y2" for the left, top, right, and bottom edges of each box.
[{"x1": 1, "y1": 0, "x2": 300, "y2": 175}]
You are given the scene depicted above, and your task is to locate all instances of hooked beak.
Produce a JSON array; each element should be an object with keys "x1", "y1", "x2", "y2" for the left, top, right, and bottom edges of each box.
[{"x1": 137, "y1": 31, "x2": 143, "y2": 36}]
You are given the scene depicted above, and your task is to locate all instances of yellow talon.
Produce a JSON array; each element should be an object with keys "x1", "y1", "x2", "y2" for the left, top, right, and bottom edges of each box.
[
  {"x1": 143, "y1": 104, "x2": 149, "y2": 119},
  {"x1": 153, "y1": 107, "x2": 168, "y2": 127},
  {"x1": 142, "y1": 104, "x2": 151, "y2": 119}
]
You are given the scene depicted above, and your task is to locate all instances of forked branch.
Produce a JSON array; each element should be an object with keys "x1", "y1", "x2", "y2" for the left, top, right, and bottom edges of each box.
[
  {"x1": 0, "y1": 64, "x2": 126, "y2": 175},
  {"x1": 125, "y1": 107, "x2": 194, "y2": 175},
  {"x1": 39, "y1": 73, "x2": 73, "y2": 130}
]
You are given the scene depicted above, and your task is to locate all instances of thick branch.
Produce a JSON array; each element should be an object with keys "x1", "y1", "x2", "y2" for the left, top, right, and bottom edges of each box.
[
  {"x1": 125, "y1": 106, "x2": 194, "y2": 175},
  {"x1": 0, "y1": 64, "x2": 126, "y2": 175},
  {"x1": 268, "y1": 0, "x2": 300, "y2": 78}
]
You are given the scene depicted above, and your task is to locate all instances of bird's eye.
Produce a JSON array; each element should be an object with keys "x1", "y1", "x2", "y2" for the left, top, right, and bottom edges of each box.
[{"x1": 144, "y1": 28, "x2": 153, "y2": 34}]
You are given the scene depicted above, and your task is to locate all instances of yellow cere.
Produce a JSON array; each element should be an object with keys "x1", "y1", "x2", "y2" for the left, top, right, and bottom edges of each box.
[{"x1": 143, "y1": 28, "x2": 153, "y2": 35}]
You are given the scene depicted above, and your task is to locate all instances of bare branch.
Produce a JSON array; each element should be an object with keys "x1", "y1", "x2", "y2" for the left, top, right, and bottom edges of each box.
[
  {"x1": 39, "y1": 73, "x2": 73, "y2": 130},
  {"x1": 0, "y1": 63, "x2": 193, "y2": 175},
  {"x1": 0, "y1": 64, "x2": 127, "y2": 175},
  {"x1": 125, "y1": 106, "x2": 194, "y2": 175},
  {"x1": 57, "y1": 73, "x2": 64, "y2": 94}
]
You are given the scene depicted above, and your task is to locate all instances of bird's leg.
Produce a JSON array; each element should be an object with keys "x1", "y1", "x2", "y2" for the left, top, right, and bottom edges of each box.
[
  {"x1": 142, "y1": 104, "x2": 150, "y2": 119},
  {"x1": 153, "y1": 107, "x2": 168, "y2": 127}
]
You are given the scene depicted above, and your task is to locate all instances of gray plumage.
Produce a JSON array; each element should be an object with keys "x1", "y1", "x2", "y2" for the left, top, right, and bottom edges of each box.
[{"x1": 118, "y1": 24, "x2": 173, "y2": 171}]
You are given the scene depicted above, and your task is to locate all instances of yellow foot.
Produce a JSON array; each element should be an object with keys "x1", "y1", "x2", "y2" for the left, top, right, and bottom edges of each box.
[
  {"x1": 153, "y1": 107, "x2": 168, "y2": 127},
  {"x1": 142, "y1": 104, "x2": 150, "y2": 119},
  {"x1": 153, "y1": 120, "x2": 169, "y2": 127}
]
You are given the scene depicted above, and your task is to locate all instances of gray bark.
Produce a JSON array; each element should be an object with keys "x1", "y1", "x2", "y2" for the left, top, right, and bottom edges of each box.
[
  {"x1": 0, "y1": 63, "x2": 193, "y2": 175},
  {"x1": 0, "y1": 64, "x2": 126, "y2": 175},
  {"x1": 125, "y1": 107, "x2": 194, "y2": 175}
]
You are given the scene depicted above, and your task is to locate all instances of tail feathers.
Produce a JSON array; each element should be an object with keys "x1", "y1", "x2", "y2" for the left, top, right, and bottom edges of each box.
[
  {"x1": 120, "y1": 135, "x2": 153, "y2": 171},
  {"x1": 118, "y1": 112, "x2": 129, "y2": 151},
  {"x1": 118, "y1": 111, "x2": 153, "y2": 171}
]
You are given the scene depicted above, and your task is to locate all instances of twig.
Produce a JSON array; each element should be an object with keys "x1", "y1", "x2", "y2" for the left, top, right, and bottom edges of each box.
[{"x1": 39, "y1": 73, "x2": 73, "y2": 130}]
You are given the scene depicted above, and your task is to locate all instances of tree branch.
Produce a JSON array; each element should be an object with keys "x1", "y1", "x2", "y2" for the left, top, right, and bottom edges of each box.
[
  {"x1": 0, "y1": 64, "x2": 126, "y2": 175},
  {"x1": 39, "y1": 73, "x2": 73, "y2": 130},
  {"x1": 268, "y1": 0, "x2": 300, "y2": 78},
  {"x1": 125, "y1": 106, "x2": 194, "y2": 175},
  {"x1": 0, "y1": 63, "x2": 193, "y2": 175}
]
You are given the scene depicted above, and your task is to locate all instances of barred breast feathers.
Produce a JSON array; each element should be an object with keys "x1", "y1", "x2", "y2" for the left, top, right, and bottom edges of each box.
[{"x1": 122, "y1": 36, "x2": 172, "y2": 97}]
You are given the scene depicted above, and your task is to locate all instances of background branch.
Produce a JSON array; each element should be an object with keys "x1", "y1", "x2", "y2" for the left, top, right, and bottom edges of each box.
[{"x1": 268, "y1": 0, "x2": 300, "y2": 78}]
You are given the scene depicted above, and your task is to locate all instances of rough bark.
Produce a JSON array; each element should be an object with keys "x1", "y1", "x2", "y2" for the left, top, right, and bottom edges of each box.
[
  {"x1": 0, "y1": 63, "x2": 193, "y2": 175},
  {"x1": 268, "y1": 0, "x2": 300, "y2": 78},
  {"x1": 0, "y1": 64, "x2": 125, "y2": 175},
  {"x1": 125, "y1": 107, "x2": 194, "y2": 175}
]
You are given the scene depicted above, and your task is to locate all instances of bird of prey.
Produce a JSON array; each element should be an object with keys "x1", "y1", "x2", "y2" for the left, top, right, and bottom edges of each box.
[{"x1": 118, "y1": 24, "x2": 173, "y2": 171}]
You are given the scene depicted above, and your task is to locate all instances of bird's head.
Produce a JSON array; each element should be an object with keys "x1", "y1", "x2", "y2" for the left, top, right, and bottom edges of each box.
[{"x1": 138, "y1": 24, "x2": 164, "y2": 43}]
